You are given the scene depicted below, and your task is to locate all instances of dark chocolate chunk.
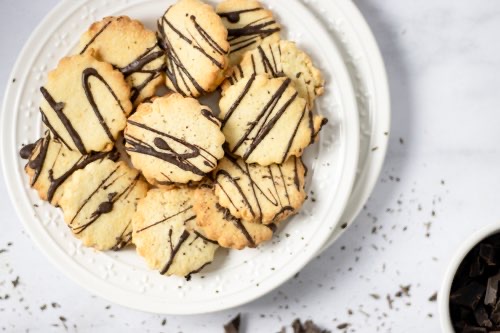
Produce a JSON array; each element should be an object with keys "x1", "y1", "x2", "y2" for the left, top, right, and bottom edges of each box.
[
  {"x1": 224, "y1": 314, "x2": 240, "y2": 333},
  {"x1": 470, "y1": 255, "x2": 484, "y2": 278},
  {"x1": 491, "y1": 300, "x2": 500, "y2": 325},
  {"x1": 291, "y1": 319, "x2": 330, "y2": 333},
  {"x1": 450, "y1": 282, "x2": 485, "y2": 309},
  {"x1": 473, "y1": 305, "x2": 492, "y2": 328},
  {"x1": 480, "y1": 244, "x2": 500, "y2": 266},
  {"x1": 485, "y1": 273, "x2": 500, "y2": 306},
  {"x1": 463, "y1": 326, "x2": 487, "y2": 333}
]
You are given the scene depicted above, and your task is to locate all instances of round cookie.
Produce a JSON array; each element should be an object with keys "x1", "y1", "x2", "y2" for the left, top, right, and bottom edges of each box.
[
  {"x1": 216, "y1": 0, "x2": 281, "y2": 65},
  {"x1": 157, "y1": 0, "x2": 229, "y2": 97},
  {"x1": 214, "y1": 156, "x2": 306, "y2": 224},
  {"x1": 124, "y1": 94, "x2": 225, "y2": 186},
  {"x1": 219, "y1": 74, "x2": 324, "y2": 165},
  {"x1": 222, "y1": 40, "x2": 325, "y2": 109},
  {"x1": 132, "y1": 187, "x2": 218, "y2": 277},
  {"x1": 21, "y1": 131, "x2": 118, "y2": 206},
  {"x1": 40, "y1": 52, "x2": 132, "y2": 154},
  {"x1": 79, "y1": 16, "x2": 166, "y2": 106},
  {"x1": 59, "y1": 159, "x2": 148, "y2": 251},
  {"x1": 193, "y1": 184, "x2": 274, "y2": 250}
]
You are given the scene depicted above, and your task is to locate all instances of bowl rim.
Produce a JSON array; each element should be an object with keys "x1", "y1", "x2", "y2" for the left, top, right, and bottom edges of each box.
[{"x1": 439, "y1": 222, "x2": 500, "y2": 332}]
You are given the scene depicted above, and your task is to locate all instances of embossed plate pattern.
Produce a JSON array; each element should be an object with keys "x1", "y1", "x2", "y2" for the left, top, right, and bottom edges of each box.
[{"x1": 1, "y1": 0, "x2": 359, "y2": 314}]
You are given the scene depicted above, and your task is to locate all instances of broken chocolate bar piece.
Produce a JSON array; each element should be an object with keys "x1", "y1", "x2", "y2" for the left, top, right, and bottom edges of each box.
[
  {"x1": 485, "y1": 272, "x2": 500, "y2": 306},
  {"x1": 473, "y1": 305, "x2": 492, "y2": 328},
  {"x1": 462, "y1": 326, "x2": 487, "y2": 333},
  {"x1": 451, "y1": 282, "x2": 486, "y2": 309},
  {"x1": 470, "y1": 254, "x2": 485, "y2": 278},
  {"x1": 491, "y1": 300, "x2": 500, "y2": 325},
  {"x1": 480, "y1": 244, "x2": 500, "y2": 266}
]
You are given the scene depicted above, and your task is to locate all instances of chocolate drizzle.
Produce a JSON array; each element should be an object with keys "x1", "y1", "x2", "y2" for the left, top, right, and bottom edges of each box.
[
  {"x1": 40, "y1": 87, "x2": 86, "y2": 154},
  {"x1": 24, "y1": 131, "x2": 117, "y2": 203},
  {"x1": 125, "y1": 120, "x2": 218, "y2": 178},
  {"x1": 216, "y1": 157, "x2": 302, "y2": 223},
  {"x1": 160, "y1": 229, "x2": 190, "y2": 275},
  {"x1": 157, "y1": 7, "x2": 228, "y2": 96},
  {"x1": 19, "y1": 142, "x2": 38, "y2": 159},
  {"x1": 223, "y1": 75, "x2": 307, "y2": 162},
  {"x1": 218, "y1": 6, "x2": 280, "y2": 55},
  {"x1": 117, "y1": 45, "x2": 166, "y2": 103},
  {"x1": 82, "y1": 67, "x2": 126, "y2": 142},
  {"x1": 215, "y1": 203, "x2": 255, "y2": 247},
  {"x1": 80, "y1": 20, "x2": 113, "y2": 54},
  {"x1": 70, "y1": 168, "x2": 141, "y2": 235}
]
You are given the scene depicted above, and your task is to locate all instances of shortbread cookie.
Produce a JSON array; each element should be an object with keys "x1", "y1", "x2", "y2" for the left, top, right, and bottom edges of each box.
[
  {"x1": 79, "y1": 16, "x2": 166, "y2": 106},
  {"x1": 125, "y1": 94, "x2": 225, "y2": 186},
  {"x1": 216, "y1": 0, "x2": 280, "y2": 65},
  {"x1": 21, "y1": 131, "x2": 118, "y2": 206},
  {"x1": 40, "y1": 52, "x2": 132, "y2": 154},
  {"x1": 222, "y1": 40, "x2": 325, "y2": 108},
  {"x1": 214, "y1": 156, "x2": 306, "y2": 224},
  {"x1": 157, "y1": 0, "x2": 229, "y2": 97},
  {"x1": 132, "y1": 187, "x2": 218, "y2": 277},
  {"x1": 59, "y1": 159, "x2": 148, "y2": 250},
  {"x1": 193, "y1": 184, "x2": 274, "y2": 250},
  {"x1": 219, "y1": 74, "x2": 325, "y2": 165}
]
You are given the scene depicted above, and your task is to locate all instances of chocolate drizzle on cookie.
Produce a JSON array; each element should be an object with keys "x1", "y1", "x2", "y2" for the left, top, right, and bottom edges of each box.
[
  {"x1": 222, "y1": 74, "x2": 313, "y2": 163},
  {"x1": 125, "y1": 120, "x2": 219, "y2": 178},
  {"x1": 215, "y1": 156, "x2": 304, "y2": 223},
  {"x1": 215, "y1": 203, "x2": 255, "y2": 247},
  {"x1": 157, "y1": 6, "x2": 228, "y2": 97},
  {"x1": 79, "y1": 17, "x2": 166, "y2": 104},
  {"x1": 160, "y1": 229, "x2": 190, "y2": 275},
  {"x1": 69, "y1": 165, "x2": 141, "y2": 235},
  {"x1": 218, "y1": 5, "x2": 280, "y2": 55},
  {"x1": 117, "y1": 45, "x2": 166, "y2": 103},
  {"x1": 40, "y1": 66, "x2": 127, "y2": 154},
  {"x1": 23, "y1": 131, "x2": 117, "y2": 203}
]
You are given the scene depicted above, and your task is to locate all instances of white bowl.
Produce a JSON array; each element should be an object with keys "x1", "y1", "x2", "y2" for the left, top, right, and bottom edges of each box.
[{"x1": 439, "y1": 223, "x2": 500, "y2": 332}]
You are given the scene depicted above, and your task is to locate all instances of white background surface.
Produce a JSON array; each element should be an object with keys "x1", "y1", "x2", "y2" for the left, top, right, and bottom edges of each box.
[{"x1": 1, "y1": 0, "x2": 500, "y2": 332}]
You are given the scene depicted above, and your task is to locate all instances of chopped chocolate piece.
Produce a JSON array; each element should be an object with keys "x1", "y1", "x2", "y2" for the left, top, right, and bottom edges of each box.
[
  {"x1": 224, "y1": 314, "x2": 240, "y2": 333},
  {"x1": 450, "y1": 282, "x2": 485, "y2": 309},
  {"x1": 429, "y1": 292, "x2": 438, "y2": 302},
  {"x1": 491, "y1": 300, "x2": 500, "y2": 325},
  {"x1": 470, "y1": 255, "x2": 484, "y2": 278},
  {"x1": 463, "y1": 326, "x2": 487, "y2": 333},
  {"x1": 479, "y1": 244, "x2": 500, "y2": 266},
  {"x1": 291, "y1": 319, "x2": 330, "y2": 333},
  {"x1": 485, "y1": 273, "x2": 500, "y2": 306},
  {"x1": 473, "y1": 305, "x2": 492, "y2": 327}
]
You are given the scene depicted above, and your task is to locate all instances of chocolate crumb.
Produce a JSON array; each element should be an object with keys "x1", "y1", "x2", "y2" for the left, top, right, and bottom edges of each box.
[
  {"x1": 11, "y1": 276, "x2": 19, "y2": 288},
  {"x1": 429, "y1": 292, "x2": 437, "y2": 302}
]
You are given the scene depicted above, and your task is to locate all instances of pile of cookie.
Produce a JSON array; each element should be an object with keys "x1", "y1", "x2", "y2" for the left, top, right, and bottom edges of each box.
[{"x1": 19, "y1": 0, "x2": 327, "y2": 279}]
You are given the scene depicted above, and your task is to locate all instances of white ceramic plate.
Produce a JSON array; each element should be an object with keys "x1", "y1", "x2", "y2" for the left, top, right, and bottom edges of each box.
[
  {"x1": 1, "y1": 0, "x2": 359, "y2": 314},
  {"x1": 307, "y1": 0, "x2": 391, "y2": 251}
]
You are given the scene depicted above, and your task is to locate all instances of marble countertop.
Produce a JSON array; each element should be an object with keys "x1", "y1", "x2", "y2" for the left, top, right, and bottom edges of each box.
[{"x1": 1, "y1": 0, "x2": 500, "y2": 332}]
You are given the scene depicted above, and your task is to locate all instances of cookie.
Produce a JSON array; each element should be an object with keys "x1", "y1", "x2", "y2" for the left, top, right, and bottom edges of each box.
[
  {"x1": 193, "y1": 184, "x2": 274, "y2": 250},
  {"x1": 79, "y1": 16, "x2": 166, "y2": 106},
  {"x1": 21, "y1": 131, "x2": 118, "y2": 206},
  {"x1": 214, "y1": 156, "x2": 306, "y2": 224},
  {"x1": 222, "y1": 40, "x2": 325, "y2": 108},
  {"x1": 219, "y1": 74, "x2": 325, "y2": 165},
  {"x1": 125, "y1": 94, "x2": 225, "y2": 186},
  {"x1": 40, "y1": 52, "x2": 132, "y2": 154},
  {"x1": 157, "y1": 0, "x2": 229, "y2": 97},
  {"x1": 132, "y1": 187, "x2": 218, "y2": 277},
  {"x1": 59, "y1": 159, "x2": 148, "y2": 251},
  {"x1": 216, "y1": 0, "x2": 281, "y2": 65}
]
